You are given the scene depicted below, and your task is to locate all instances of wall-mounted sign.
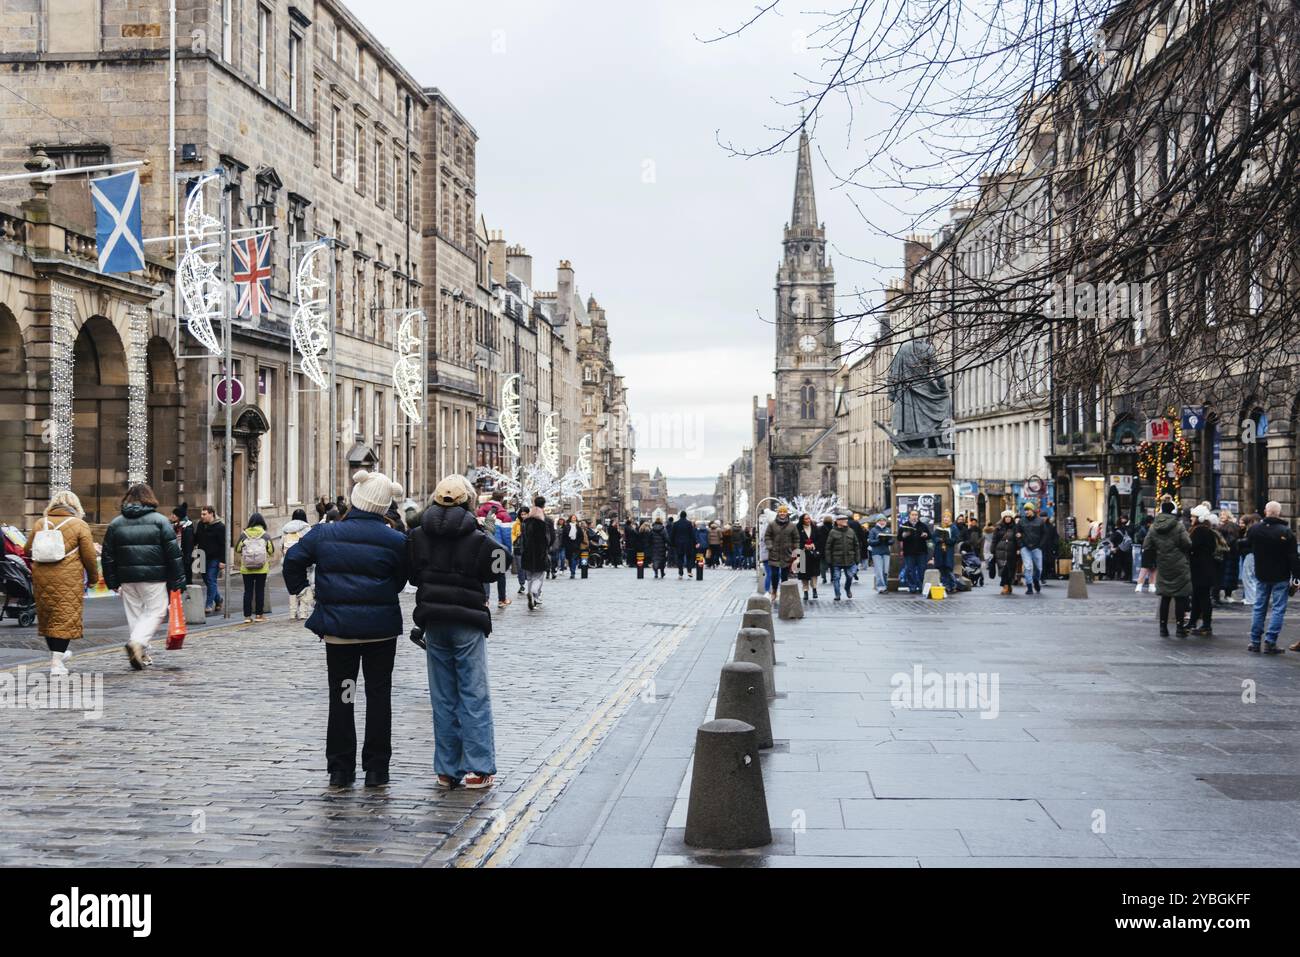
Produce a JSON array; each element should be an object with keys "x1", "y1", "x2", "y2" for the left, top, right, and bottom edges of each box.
[
  {"x1": 1218, "y1": 500, "x2": 1239, "y2": 515},
  {"x1": 1145, "y1": 417, "x2": 1173, "y2": 442},
  {"x1": 897, "y1": 493, "x2": 941, "y2": 526},
  {"x1": 215, "y1": 377, "x2": 244, "y2": 406},
  {"x1": 1110, "y1": 474, "x2": 1134, "y2": 495},
  {"x1": 1181, "y1": 407, "x2": 1206, "y2": 431}
]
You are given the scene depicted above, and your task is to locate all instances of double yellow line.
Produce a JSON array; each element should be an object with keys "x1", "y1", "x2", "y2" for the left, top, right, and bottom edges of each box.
[{"x1": 454, "y1": 574, "x2": 733, "y2": 868}]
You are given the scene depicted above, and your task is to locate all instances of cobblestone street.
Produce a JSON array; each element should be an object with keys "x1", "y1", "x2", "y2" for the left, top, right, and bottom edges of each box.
[
  {"x1": 6, "y1": 567, "x2": 1300, "y2": 868},
  {"x1": 0, "y1": 567, "x2": 737, "y2": 867}
]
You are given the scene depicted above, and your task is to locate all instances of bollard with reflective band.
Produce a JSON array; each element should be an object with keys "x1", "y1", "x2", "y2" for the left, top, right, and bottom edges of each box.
[
  {"x1": 580, "y1": 550, "x2": 589, "y2": 579},
  {"x1": 696, "y1": 551, "x2": 704, "y2": 581},
  {"x1": 636, "y1": 551, "x2": 645, "y2": 579}
]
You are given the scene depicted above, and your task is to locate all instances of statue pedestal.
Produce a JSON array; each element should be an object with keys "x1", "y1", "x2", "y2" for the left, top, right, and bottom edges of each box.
[{"x1": 888, "y1": 456, "x2": 955, "y2": 590}]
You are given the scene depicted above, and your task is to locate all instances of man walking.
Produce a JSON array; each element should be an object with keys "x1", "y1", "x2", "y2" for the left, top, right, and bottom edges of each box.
[
  {"x1": 825, "y1": 513, "x2": 861, "y2": 601},
  {"x1": 1016, "y1": 503, "x2": 1047, "y2": 595},
  {"x1": 283, "y1": 470, "x2": 409, "y2": 788},
  {"x1": 195, "y1": 505, "x2": 225, "y2": 615},
  {"x1": 671, "y1": 510, "x2": 696, "y2": 579},
  {"x1": 1246, "y1": 501, "x2": 1299, "y2": 655},
  {"x1": 762, "y1": 505, "x2": 799, "y2": 601}
]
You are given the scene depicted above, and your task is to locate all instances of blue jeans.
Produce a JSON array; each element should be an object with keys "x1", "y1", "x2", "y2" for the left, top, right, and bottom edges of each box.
[
  {"x1": 872, "y1": 553, "x2": 890, "y2": 591},
  {"x1": 424, "y1": 623, "x2": 496, "y2": 778},
  {"x1": 935, "y1": 559, "x2": 956, "y2": 590},
  {"x1": 1020, "y1": 547, "x2": 1043, "y2": 587},
  {"x1": 1241, "y1": 555, "x2": 1257, "y2": 605},
  {"x1": 902, "y1": 554, "x2": 926, "y2": 592},
  {"x1": 567, "y1": 554, "x2": 579, "y2": 576},
  {"x1": 204, "y1": 558, "x2": 222, "y2": 608},
  {"x1": 830, "y1": 565, "x2": 854, "y2": 598},
  {"x1": 764, "y1": 563, "x2": 787, "y2": 593},
  {"x1": 1250, "y1": 580, "x2": 1290, "y2": 647}
]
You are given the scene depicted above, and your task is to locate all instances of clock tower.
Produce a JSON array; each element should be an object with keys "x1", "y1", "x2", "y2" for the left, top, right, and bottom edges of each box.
[{"x1": 769, "y1": 128, "x2": 838, "y2": 500}]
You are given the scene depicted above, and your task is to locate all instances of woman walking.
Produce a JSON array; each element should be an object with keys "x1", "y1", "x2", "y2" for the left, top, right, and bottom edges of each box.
[
  {"x1": 993, "y1": 511, "x2": 1018, "y2": 594},
  {"x1": 27, "y1": 490, "x2": 99, "y2": 675},
  {"x1": 797, "y1": 513, "x2": 821, "y2": 601},
  {"x1": 482, "y1": 510, "x2": 513, "y2": 609},
  {"x1": 1134, "y1": 515, "x2": 1157, "y2": 593},
  {"x1": 101, "y1": 483, "x2": 185, "y2": 670},
  {"x1": 1143, "y1": 497, "x2": 1193, "y2": 638},
  {"x1": 235, "y1": 512, "x2": 274, "y2": 623},
  {"x1": 1187, "y1": 505, "x2": 1219, "y2": 636}
]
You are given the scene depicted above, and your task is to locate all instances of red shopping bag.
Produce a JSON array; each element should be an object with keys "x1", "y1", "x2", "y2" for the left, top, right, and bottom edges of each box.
[{"x1": 166, "y1": 589, "x2": 187, "y2": 650}]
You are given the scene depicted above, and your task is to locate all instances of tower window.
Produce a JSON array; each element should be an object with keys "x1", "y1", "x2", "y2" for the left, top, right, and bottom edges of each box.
[{"x1": 800, "y1": 381, "x2": 816, "y2": 419}]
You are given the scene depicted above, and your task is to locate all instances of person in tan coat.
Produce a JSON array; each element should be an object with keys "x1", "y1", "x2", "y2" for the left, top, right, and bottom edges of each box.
[{"x1": 26, "y1": 490, "x2": 99, "y2": 675}]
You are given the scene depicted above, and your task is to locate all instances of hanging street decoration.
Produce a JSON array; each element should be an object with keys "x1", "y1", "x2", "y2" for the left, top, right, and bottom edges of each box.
[
  {"x1": 392, "y1": 309, "x2": 424, "y2": 422},
  {"x1": 1136, "y1": 408, "x2": 1193, "y2": 505},
  {"x1": 499, "y1": 373, "x2": 521, "y2": 462},
  {"x1": 576, "y1": 434, "x2": 593, "y2": 488},
  {"x1": 775, "y1": 493, "x2": 844, "y2": 520},
  {"x1": 735, "y1": 487, "x2": 749, "y2": 524},
  {"x1": 539, "y1": 412, "x2": 560, "y2": 476},
  {"x1": 177, "y1": 171, "x2": 224, "y2": 355},
  {"x1": 232, "y1": 231, "x2": 274, "y2": 318},
  {"x1": 291, "y1": 241, "x2": 331, "y2": 389}
]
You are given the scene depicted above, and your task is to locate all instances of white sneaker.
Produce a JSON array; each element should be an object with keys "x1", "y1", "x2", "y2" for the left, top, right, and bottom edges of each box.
[
  {"x1": 50, "y1": 655, "x2": 68, "y2": 676},
  {"x1": 1147, "y1": 584, "x2": 1156, "y2": 593},
  {"x1": 1135, "y1": 583, "x2": 1142, "y2": 592}
]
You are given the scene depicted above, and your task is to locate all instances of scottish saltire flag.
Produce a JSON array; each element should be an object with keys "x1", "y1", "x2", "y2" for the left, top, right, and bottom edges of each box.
[
  {"x1": 233, "y1": 232, "x2": 274, "y2": 318},
  {"x1": 90, "y1": 170, "x2": 144, "y2": 274}
]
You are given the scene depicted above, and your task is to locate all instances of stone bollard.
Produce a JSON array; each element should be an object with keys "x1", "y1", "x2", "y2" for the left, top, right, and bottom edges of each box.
[
  {"x1": 733, "y1": 626, "x2": 776, "y2": 699},
  {"x1": 742, "y1": 608, "x2": 775, "y2": 642},
  {"x1": 923, "y1": 568, "x2": 944, "y2": 591},
  {"x1": 684, "y1": 718, "x2": 771, "y2": 849},
  {"x1": 1068, "y1": 569, "x2": 1089, "y2": 599},
  {"x1": 715, "y1": 661, "x2": 773, "y2": 749},
  {"x1": 745, "y1": 594, "x2": 772, "y2": 615},
  {"x1": 777, "y1": 580, "x2": 804, "y2": 619},
  {"x1": 182, "y1": 584, "x2": 207, "y2": 625}
]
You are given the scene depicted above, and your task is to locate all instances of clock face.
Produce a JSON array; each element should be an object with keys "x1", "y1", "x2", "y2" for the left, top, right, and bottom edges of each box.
[{"x1": 799, "y1": 334, "x2": 817, "y2": 354}]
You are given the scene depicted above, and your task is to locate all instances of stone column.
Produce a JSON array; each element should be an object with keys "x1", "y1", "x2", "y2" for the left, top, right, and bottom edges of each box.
[
  {"x1": 127, "y1": 305, "x2": 148, "y2": 484},
  {"x1": 48, "y1": 282, "x2": 76, "y2": 495}
]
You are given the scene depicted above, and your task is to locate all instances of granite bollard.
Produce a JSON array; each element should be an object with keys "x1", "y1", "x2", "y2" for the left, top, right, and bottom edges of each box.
[
  {"x1": 777, "y1": 580, "x2": 803, "y2": 619},
  {"x1": 684, "y1": 718, "x2": 771, "y2": 849},
  {"x1": 714, "y1": 661, "x2": 773, "y2": 749},
  {"x1": 733, "y1": 627, "x2": 776, "y2": 699}
]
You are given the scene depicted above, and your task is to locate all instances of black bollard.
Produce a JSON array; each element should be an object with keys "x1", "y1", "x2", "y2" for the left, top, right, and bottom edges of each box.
[
  {"x1": 696, "y1": 552, "x2": 704, "y2": 581},
  {"x1": 636, "y1": 552, "x2": 645, "y2": 580},
  {"x1": 715, "y1": 662, "x2": 773, "y2": 749},
  {"x1": 684, "y1": 719, "x2": 771, "y2": 849},
  {"x1": 580, "y1": 551, "x2": 589, "y2": 579}
]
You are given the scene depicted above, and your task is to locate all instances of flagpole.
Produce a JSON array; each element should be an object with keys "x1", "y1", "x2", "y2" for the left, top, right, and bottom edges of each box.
[
  {"x1": 222, "y1": 168, "x2": 235, "y2": 621},
  {"x1": 0, "y1": 159, "x2": 146, "y2": 182},
  {"x1": 328, "y1": 240, "x2": 338, "y2": 503},
  {"x1": 143, "y1": 224, "x2": 275, "y2": 245}
]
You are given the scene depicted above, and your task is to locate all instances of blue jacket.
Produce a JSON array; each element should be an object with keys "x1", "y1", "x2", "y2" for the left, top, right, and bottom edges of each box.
[
  {"x1": 282, "y1": 510, "x2": 409, "y2": 640},
  {"x1": 867, "y1": 523, "x2": 893, "y2": 556}
]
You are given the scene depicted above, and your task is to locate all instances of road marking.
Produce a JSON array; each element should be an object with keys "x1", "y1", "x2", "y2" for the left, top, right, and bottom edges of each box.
[{"x1": 452, "y1": 574, "x2": 734, "y2": 868}]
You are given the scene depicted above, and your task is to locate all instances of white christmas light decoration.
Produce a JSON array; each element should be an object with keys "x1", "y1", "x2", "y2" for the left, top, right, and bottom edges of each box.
[
  {"x1": 539, "y1": 412, "x2": 560, "y2": 476},
  {"x1": 48, "y1": 283, "x2": 75, "y2": 494},
  {"x1": 392, "y1": 309, "x2": 424, "y2": 421},
  {"x1": 177, "y1": 171, "x2": 223, "y2": 355},
  {"x1": 776, "y1": 493, "x2": 843, "y2": 520},
  {"x1": 735, "y1": 488, "x2": 749, "y2": 524},
  {"x1": 127, "y1": 305, "x2": 149, "y2": 484},
  {"x1": 499, "y1": 373, "x2": 521, "y2": 462},
  {"x1": 291, "y1": 242, "x2": 331, "y2": 388}
]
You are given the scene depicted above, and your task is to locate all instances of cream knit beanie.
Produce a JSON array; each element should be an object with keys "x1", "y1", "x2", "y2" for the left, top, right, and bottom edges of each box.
[{"x1": 350, "y1": 469, "x2": 403, "y2": 515}]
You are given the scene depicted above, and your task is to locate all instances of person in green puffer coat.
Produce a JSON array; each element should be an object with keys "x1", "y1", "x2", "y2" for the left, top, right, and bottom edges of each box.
[
  {"x1": 1141, "y1": 497, "x2": 1192, "y2": 637},
  {"x1": 101, "y1": 483, "x2": 186, "y2": 670},
  {"x1": 824, "y1": 513, "x2": 862, "y2": 601}
]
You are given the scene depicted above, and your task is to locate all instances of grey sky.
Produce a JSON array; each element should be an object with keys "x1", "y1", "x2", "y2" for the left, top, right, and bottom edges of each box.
[{"x1": 362, "y1": 1, "x2": 901, "y2": 490}]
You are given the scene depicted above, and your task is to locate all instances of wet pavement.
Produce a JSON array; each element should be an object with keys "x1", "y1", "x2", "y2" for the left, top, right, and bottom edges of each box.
[
  {"x1": 0, "y1": 565, "x2": 735, "y2": 866},
  {"x1": 513, "y1": 575, "x2": 1300, "y2": 868}
]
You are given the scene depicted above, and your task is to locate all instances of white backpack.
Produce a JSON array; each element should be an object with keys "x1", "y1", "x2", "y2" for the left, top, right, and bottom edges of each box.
[{"x1": 32, "y1": 517, "x2": 71, "y2": 563}]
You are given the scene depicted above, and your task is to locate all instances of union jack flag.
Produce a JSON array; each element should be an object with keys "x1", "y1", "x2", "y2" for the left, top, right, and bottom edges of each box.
[{"x1": 232, "y1": 232, "x2": 274, "y2": 318}]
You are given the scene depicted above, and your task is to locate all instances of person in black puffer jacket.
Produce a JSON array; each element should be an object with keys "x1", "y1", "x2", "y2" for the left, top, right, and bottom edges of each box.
[
  {"x1": 408, "y1": 474, "x2": 510, "y2": 791},
  {"x1": 283, "y1": 469, "x2": 409, "y2": 788},
  {"x1": 101, "y1": 483, "x2": 185, "y2": 671}
]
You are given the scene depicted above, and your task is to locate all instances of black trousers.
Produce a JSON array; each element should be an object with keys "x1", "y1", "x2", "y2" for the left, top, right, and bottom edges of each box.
[
  {"x1": 325, "y1": 639, "x2": 396, "y2": 776},
  {"x1": 1159, "y1": 594, "x2": 1190, "y2": 627},
  {"x1": 45, "y1": 637, "x2": 70, "y2": 653},
  {"x1": 1189, "y1": 585, "x2": 1213, "y2": 629},
  {"x1": 242, "y1": 574, "x2": 267, "y2": 618}
]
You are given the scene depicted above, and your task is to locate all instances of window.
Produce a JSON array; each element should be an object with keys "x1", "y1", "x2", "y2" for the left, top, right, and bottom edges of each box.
[
  {"x1": 799, "y1": 381, "x2": 816, "y2": 419},
  {"x1": 353, "y1": 386, "x2": 364, "y2": 438},
  {"x1": 288, "y1": 32, "x2": 302, "y2": 111},
  {"x1": 393, "y1": 150, "x2": 402, "y2": 216},
  {"x1": 221, "y1": 0, "x2": 234, "y2": 62},
  {"x1": 256, "y1": 5, "x2": 271, "y2": 90},
  {"x1": 331, "y1": 107, "x2": 343, "y2": 178},
  {"x1": 354, "y1": 123, "x2": 364, "y2": 192},
  {"x1": 354, "y1": 44, "x2": 362, "y2": 82},
  {"x1": 332, "y1": 22, "x2": 340, "y2": 61},
  {"x1": 374, "y1": 136, "x2": 383, "y2": 206}
]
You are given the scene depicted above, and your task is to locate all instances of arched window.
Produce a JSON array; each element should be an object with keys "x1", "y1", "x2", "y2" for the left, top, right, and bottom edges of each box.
[{"x1": 799, "y1": 380, "x2": 816, "y2": 419}]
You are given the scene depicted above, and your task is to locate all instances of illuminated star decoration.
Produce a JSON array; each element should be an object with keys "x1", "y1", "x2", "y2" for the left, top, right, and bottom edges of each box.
[
  {"x1": 392, "y1": 309, "x2": 424, "y2": 421},
  {"x1": 291, "y1": 242, "x2": 331, "y2": 388},
  {"x1": 177, "y1": 171, "x2": 224, "y2": 356}
]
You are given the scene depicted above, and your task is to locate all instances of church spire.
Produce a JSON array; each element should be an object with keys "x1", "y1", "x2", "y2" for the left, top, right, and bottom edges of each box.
[{"x1": 790, "y1": 127, "x2": 818, "y2": 228}]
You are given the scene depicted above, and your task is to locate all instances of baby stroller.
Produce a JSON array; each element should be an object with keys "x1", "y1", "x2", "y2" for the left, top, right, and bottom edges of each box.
[
  {"x1": 962, "y1": 550, "x2": 985, "y2": 587},
  {"x1": 1, "y1": 554, "x2": 36, "y2": 627}
]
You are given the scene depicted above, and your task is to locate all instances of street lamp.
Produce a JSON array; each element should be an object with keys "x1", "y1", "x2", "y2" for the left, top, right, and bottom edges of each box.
[{"x1": 751, "y1": 495, "x2": 782, "y2": 594}]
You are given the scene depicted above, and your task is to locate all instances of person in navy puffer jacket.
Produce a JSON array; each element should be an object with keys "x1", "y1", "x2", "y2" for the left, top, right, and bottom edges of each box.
[{"x1": 283, "y1": 469, "x2": 409, "y2": 790}]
